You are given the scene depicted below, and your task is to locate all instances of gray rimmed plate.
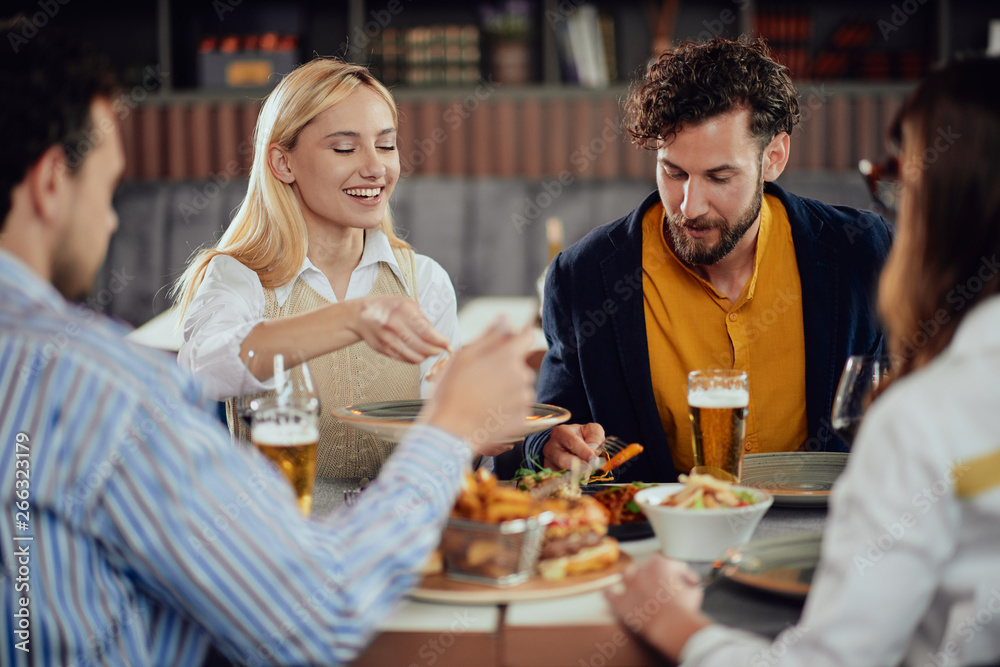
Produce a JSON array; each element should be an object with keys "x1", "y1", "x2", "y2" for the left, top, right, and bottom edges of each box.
[
  {"x1": 331, "y1": 400, "x2": 570, "y2": 443},
  {"x1": 710, "y1": 532, "x2": 823, "y2": 599},
  {"x1": 740, "y1": 452, "x2": 848, "y2": 507}
]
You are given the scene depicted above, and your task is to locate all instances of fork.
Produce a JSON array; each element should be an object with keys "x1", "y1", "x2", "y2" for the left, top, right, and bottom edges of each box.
[
  {"x1": 582, "y1": 436, "x2": 631, "y2": 484},
  {"x1": 342, "y1": 478, "x2": 370, "y2": 507},
  {"x1": 701, "y1": 551, "x2": 761, "y2": 589},
  {"x1": 342, "y1": 489, "x2": 361, "y2": 507}
]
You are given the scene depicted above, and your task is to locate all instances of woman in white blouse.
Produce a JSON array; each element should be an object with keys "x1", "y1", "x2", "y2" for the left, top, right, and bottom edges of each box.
[
  {"x1": 606, "y1": 57, "x2": 1000, "y2": 666},
  {"x1": 174, "y1": 58, "x2": 459, "y2": 479}
]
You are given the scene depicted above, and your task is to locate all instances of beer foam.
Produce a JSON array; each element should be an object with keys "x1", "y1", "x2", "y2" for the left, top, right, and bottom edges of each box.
[
  {"x1": 688, "y1": 387, "x2": 749, "y2": 408},
  {"x1": 251, "y1": 421, "x2": 319, "y2": 446}
]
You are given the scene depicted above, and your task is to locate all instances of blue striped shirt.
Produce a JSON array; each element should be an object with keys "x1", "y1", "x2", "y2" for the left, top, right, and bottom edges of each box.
[{"x1": 0, "y1": 250, "x2": 471, "y2": 666}]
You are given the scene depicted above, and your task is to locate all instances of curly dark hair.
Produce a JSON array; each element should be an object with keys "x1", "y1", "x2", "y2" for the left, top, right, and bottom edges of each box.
[
  {"x1": 624, "y1": 37, "x2": 800, "y2": 150},
  {"x1": 0, "y1": 17, "x2": 118, "y2": 229}
]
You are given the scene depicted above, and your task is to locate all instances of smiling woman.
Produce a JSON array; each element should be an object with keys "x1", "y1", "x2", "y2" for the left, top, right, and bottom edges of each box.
[{"x1": 172, "y1": 58, "x2": 462, "y2": 479}]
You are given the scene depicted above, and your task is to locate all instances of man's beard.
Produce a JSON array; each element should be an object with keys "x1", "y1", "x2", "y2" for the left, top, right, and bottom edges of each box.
[{"x1": 665, "y1": 178, "x2": 764, "y2": 266}]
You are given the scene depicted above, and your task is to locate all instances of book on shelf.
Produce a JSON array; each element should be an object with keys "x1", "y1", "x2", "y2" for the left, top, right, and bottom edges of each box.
[
  {"x1": 371, "y1": 24, "x2": 481, "y2": 87},
  {"x1": 792, "y1": 14, "x2": 929, "y2": 81},
  {"x1": 755, "y1": 9, "x2": 812, "y2": 79},
  {"x1": 554, "y1": 4, "x2": 615, "y2": 87}
]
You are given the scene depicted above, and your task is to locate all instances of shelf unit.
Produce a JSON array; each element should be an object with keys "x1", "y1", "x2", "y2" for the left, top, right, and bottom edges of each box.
[
  {"x1": 19, "y1": 0, "x2": 993, "y2": 94},
  {"x1": 20, "y1": 0, "x2": 994, "y2": 180},
  {"x1": 120, "y1": 0, "x2": 987, "y2": 94}
]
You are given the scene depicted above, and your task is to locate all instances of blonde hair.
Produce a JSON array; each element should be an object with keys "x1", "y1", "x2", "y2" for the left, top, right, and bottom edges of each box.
[{"x1": 173, "y1": 58, "x2": 410, "y2": 317}]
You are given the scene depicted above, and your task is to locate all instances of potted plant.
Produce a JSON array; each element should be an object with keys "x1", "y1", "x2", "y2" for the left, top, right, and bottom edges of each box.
[{"x1": 481, "y1": 1, "x2": 533, "y2": 84}]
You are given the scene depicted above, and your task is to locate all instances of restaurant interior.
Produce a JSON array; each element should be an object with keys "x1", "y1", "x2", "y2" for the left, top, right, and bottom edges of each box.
[
  {"x1": 9, "y1": 0, "x2": 1000, "y2": 665},
  {"x1": 47, "y1": 0, "x2": 991, "y2": 335}
]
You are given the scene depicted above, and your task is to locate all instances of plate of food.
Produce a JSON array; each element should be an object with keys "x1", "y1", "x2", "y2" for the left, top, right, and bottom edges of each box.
[
  {"x1": 331, "y1": 400, "x2": 571, "y2": 443},
  {"x1": 585, "y1": 484, "x2": 657, "y2": 541},
  {"x1": 706, "y1": 532, "x2": 823, "y2": 599},
  {"x1": 739, "y1": 452, "x2": 848, "y2": 507},
  {"x1": 511, "y1": 442, "x2": 655, "y2": 541},
  {"x1": 413, "y1": 469, "x2": 628, "y2": 604}
]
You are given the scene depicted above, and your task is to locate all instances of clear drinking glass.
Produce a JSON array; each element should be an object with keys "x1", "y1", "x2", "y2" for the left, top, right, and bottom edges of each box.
[
  {"x1": 233, "y1": 350, "x2": 261, "y2": 432},
  {"x1": 688, "y1": 369, "x2": 750, "y2": 483},
  {"x1": 831, "y1": 355, "x2": 889, "y2": 447},
  {"x1": 249, "y1": 354, "x2": 320, "y2": 516}
]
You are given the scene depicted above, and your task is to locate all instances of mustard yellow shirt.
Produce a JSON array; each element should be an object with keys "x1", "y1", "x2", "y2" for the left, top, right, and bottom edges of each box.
[{"x1": 642, "y1": 194, "x2": 808, "y2": 474}]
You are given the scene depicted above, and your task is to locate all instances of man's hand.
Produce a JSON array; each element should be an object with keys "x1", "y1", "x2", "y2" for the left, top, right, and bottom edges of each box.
[
  {"x1": 421, "y1": 319, "x2": 535, "y2": 451},
  {"x1": 351, "y1": 295, "x2": 451, "y2": 363},
  {"x1": 604, "y1": 555, "x2": 712, "y2": 662},
  {"x1": 541, "y1": 423, "x2": 605, "y2": 470}
]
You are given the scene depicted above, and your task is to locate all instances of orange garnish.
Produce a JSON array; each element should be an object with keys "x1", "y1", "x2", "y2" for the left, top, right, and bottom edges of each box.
[{"x1": 599, "y1": 443, "x2": 644, "y2": 474}]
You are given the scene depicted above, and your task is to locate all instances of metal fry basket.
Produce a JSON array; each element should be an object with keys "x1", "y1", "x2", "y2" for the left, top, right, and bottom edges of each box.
[{"x1": 440, "y1": 512, "x2": 553, "y2": 587}]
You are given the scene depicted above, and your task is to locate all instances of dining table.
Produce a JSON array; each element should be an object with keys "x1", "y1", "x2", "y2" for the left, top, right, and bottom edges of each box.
[{"x1": 311, "y1": 478, "x2": 826, "y2": 667}]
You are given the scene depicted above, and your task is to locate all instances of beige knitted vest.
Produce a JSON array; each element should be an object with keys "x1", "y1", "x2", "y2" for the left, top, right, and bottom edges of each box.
[{"x1": 226, "y1": 247, "x2": 421, "y2": 479}]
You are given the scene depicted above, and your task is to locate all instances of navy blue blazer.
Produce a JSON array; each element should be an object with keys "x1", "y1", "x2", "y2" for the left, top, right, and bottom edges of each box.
[{"x1": 522, "y1": 183, "x2": 893, "y2": 482}]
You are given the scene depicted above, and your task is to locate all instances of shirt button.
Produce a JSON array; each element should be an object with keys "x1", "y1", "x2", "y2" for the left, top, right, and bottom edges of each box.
[
  {"x1": 728, "y1": 313, "x2": 738, "y2": 322},
  {"x1": 744, "y1": 442, "x2": 752, "y2": 451}
]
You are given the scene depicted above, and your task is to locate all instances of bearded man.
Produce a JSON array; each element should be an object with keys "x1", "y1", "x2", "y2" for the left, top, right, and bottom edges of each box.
[{"x1": 524, "y1": 37, "x2": 892, "y2": 481}]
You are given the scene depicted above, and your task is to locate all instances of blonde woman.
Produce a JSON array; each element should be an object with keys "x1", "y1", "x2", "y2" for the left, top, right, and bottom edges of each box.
[{"x1": 175, "y1": 58, "x2": 459, "y2": 479}]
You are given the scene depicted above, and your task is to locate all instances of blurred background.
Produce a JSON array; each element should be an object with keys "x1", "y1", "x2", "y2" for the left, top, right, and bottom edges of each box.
[{"x1": 4, "y1": 0, "x2": 998, "y2": 332}]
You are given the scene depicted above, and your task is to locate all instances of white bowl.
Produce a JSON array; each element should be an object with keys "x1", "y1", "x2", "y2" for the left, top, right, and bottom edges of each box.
[{"x1": 634, "y1": 484, "x2": 774, "y2": 562}]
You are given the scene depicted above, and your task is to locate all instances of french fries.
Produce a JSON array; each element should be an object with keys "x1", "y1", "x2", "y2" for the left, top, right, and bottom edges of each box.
[
  {"x1": 451, "y1": 470, "x2": 545, "y2": 523},
  {"x1": 443, "y1": 470, "x2": 557, "y2": 581}
]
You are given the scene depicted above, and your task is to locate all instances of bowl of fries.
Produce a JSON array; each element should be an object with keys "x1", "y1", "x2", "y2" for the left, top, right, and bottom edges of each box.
[
  {"x1": 440, "y1": 470, "x2": 554, "y2": 586},
  {"x1": 634, "y1": 474, "x2": 773, "y2": 561}
]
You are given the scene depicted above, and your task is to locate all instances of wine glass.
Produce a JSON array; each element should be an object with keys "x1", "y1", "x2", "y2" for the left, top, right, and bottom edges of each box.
[{"x1": 831, "y1": 355, "x2": 889, "y2": 447}]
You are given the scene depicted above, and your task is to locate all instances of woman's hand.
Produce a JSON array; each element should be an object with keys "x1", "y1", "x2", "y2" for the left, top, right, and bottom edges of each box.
[
  {"x1": 541, "y1": 423, "x2": 606, "y2": 470},
  {"x1": 351, "y1": 295, "x2": 451, "y2": 363},
  {"x1": 604, "y1": 555, "x2": 712, "y2": 662},
  {"x1": 421, "y1": 318, "x2": 535, "y2": 450}
]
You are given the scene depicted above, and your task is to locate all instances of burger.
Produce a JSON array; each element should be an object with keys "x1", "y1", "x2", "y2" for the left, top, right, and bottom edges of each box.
[{"x1": 536, "y1": 495, "x2": 620, "y2": 580}]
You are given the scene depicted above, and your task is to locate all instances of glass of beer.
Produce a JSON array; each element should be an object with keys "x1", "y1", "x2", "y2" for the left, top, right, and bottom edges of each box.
[
  {"x1": 688, "y1": 369, "x2": 749, "y2": 483},
  {"x1": 250, "y1": 358, "x2": 320, "y2": 516}
]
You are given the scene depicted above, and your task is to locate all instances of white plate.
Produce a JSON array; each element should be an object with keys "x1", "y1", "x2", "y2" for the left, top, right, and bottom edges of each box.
[{"x1": 331, "y1": 400, "x2": 571, "y2": 443}]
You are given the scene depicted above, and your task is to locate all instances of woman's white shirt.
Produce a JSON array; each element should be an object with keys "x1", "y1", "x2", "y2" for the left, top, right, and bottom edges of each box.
[
  {"x1": 178, "y1": 230, "x2": 460, "y2": 401},
  {"x1": 680, "y1": 296, "x2": 1000, "y2": 667}
]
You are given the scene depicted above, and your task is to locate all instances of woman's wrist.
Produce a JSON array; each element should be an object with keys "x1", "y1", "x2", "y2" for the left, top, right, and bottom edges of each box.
[{"x1": 337, "y1": 299, "x2": 365, "y2": 339}]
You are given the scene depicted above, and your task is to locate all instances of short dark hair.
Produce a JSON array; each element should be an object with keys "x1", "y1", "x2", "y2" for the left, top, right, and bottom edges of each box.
[
  {"x1": 0, "y1": 18, "x2": 118, "y2": 228},
  {"x1": 624, "y1": 37, "x2": 800, "y2": 150}
]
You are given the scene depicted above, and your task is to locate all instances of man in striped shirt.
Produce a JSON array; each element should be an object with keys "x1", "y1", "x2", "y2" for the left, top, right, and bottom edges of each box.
[{"x1": 0, "y1": 30, "x2": 535, "y2": 666}]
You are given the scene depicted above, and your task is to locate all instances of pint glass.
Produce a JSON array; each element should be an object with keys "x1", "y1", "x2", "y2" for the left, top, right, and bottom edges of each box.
[
  {"x1": 688, "y1": 369, "x2": 749, "y2": 482},
  {"x1": 251, "y1": 399, "x2": 319, "y2": 516}
]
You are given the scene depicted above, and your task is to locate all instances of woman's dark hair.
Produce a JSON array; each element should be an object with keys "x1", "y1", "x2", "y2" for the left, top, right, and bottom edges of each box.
[
  {"x1": 878, "y1": 57, "x2": 1000, "y2": 381},
  {"x1": 624, "y1": 36, "x2": 800, "y2": 150},
  {"x1": 0, "y1": 18, "x2": 118, "y2": 228}
]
